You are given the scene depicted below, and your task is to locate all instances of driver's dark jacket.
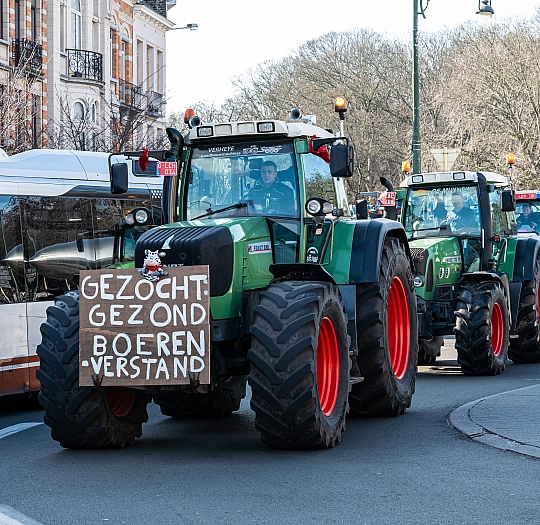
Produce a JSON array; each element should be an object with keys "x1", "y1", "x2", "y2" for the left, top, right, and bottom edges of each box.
[
  {"x1": 452, "y1": 206, "x2": 476, "y2": 230},
  {"x1": 248, "y1": 178, "x2": 295, "y2": 214},
  {"x1": 517, "y1": 212, "x2": 540, "y2": 229}
]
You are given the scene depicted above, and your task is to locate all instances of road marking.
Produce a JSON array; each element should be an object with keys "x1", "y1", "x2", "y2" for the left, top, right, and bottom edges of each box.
[
  {"x1": 0, "y1": 423, "x2": 43, "y2": 441},
  {"x1": 0, "y1": 506, "x2": 44, "y2": 525}
]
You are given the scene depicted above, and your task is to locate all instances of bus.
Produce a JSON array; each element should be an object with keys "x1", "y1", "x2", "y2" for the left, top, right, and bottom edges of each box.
[{"x1": 0, "y1": 148, "x2": 163, "y2": 400}]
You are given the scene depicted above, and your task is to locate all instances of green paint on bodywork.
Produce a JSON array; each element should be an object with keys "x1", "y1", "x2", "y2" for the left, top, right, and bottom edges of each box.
[
  {"x1": 495, "y1": 237, "x2": 517, "y2": 280},
  {"x1": 155, "y1": 217, "x2": 273, "y2": 320},
  {"x1": 324, "y1": 221, "x2": 354, "y2": 284},
  {"x1": 409, "y1": 237, "x2": 462, "y2": 301}
]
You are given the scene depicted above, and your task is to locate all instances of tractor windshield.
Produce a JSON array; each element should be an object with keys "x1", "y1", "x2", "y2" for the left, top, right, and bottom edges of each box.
[
  {"x1": 404, "y1": 185, "x2": 480, "y2": 239},
  {"x1": 185, "y1": 141, "x2": 299, "y2": 220}
]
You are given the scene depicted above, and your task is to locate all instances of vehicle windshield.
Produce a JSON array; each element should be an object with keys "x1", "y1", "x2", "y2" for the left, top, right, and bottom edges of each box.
[
  {"x1": 404, "y1": 185, "x2": 480, "y2": 239},
  {"x1": 185, "y1": 141, "x2": 299, "y2": 220},
  {"x1": 516, "y1": 199, "x2": 540, "y2": 233}
]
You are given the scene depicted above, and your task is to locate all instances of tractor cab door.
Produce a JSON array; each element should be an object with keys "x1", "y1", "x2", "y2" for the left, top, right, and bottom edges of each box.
[
  {"x1": 301, "y1": 153, "x2": 343, "y2": 265},
  {"x1": 490, "y1": 191, "x2": 512, "y2": 269}
]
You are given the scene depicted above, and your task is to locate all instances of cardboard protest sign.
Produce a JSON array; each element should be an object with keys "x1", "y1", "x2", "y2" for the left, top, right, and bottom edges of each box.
[{"x1": 78, "y1": 266, "x2": 210, "y2": 387}]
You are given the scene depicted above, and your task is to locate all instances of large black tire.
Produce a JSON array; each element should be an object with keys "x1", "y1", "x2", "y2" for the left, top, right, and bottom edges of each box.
[
  {"x1": 154, "y1": 375, "x2": 247, "y2": 418},
  {"x1": 509, "y1": 256, "x2": 540, "y2": 363},
  {"x1": 37, "y1": 292, "x2": 150, "y2": 449},
  {"x1": 248, "y1": 281, "x2": 350, "y2": 449},
  {"x1": 418, "y1": 336, "x2": 444, "y2": 365},
  {"x1": 349, "y1": 238, "x2": 418, "y2": 417},
  {"x1": 455, "y1": 281, "x2": 509, "y2": 375}
]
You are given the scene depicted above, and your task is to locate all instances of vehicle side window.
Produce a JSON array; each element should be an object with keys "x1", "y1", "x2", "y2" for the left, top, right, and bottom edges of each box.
[
  {"x1": 20, "y1": 197, "x2": 95, "y2": 300},
  {"x1": 302, "y1": 154, "x2": 335, "y2": 206},
  {"x1": 0, "y1": 196, "x2": 25, "y2": 304},
  {"x1": 490, "y1": 192, "x2": 509, "y2": 235}
]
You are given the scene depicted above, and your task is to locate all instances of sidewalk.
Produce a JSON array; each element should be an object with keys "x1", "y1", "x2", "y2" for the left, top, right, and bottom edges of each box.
[{"x1": 449, "y1": 383, "x2": 540, "y2": 459}]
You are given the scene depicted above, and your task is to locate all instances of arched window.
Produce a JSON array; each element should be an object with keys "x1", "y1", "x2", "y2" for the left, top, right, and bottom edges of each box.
[
  {"x1": 70, "y1": 0, "x2": 82, "y2": 49},
  {"x1": 73, "y1": 101, "x2": 84, "y2": 120}
]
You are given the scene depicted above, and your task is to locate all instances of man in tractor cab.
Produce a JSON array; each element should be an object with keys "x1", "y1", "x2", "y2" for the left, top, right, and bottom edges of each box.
[
  {"x1": 248, "y1": 160, "x2": 295, "y2": 215},
  {"x1": 517, "y1": 202, "x2": 539, "y2": 231},
  {"x1": 447, "y1": 192, "x2": 477, "y2": 232}
]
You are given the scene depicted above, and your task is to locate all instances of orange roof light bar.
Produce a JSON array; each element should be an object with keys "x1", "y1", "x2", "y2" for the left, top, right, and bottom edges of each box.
[
  {"x1": 334, "y1": 96, "x2": 347, "y2": 113},
  {"x1": 506, "y1": 153, "x2": 515, "y2": 165}
]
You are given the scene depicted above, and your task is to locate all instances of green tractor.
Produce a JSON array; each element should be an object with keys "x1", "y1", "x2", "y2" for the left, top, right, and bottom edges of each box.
[
  {"x1": 394, "y1": 170, "x2": 540, "y2": 373},
  {"x1": 36, "y1": 109, "x2": 419, "y2": 450}
]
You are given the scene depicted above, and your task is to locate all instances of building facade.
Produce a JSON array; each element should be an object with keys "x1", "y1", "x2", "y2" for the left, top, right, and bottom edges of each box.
[{"x1": 0, "y1": 0, "x2": 174, "y2": 153}]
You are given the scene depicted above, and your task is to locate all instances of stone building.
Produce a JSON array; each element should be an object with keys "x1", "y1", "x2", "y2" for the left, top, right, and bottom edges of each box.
[{"x1": 0, "y1": 0, "x2": 175, "y2": 153}]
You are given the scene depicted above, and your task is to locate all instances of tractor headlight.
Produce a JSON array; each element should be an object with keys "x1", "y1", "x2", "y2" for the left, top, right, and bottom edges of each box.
[
  {"x1": 135, "y1": 209, "x2": 149, "y2": 224},
  {"x1": 306, "y1": 198, "x2": 333, "y2": 216},
  {"x1": 413, "y1": 276, "x2": 425, "y2": 288},
  {"x1": 306, "y1": 199, "x2": 322, "y2": 215}
]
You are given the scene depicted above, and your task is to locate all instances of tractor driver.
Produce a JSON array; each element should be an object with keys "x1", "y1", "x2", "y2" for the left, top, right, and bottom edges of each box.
[
  {"x1": 447, "y1": 192, "x2": 477, "y2": 232},
  {"x1": 248, "y1": 160, "x2": 295, "y2": 215},
  {"x1": 517, "y1": 202, "x2": 539, "y2": 231}
]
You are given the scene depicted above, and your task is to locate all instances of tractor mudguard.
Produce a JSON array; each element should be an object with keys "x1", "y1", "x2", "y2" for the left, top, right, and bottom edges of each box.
[
  {"x1": 349, "y1": 219, "x2": 411, "y2": 284},
  {"x1": 514, "y1": 237, "x2": 540, "y2": 282}
]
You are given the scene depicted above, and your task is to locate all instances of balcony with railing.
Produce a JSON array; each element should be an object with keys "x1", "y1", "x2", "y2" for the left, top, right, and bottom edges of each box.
[
  {"x1": 12, "y1": 39, "x2": 42, "y2": 75},
  {"x1": 66, "y1": 49, "x2": 103, "y2": 81},
  {"x1": 118, "y1": 79, "x2": 147, "y2": 108},
  {"x1": 147, "y1": 90, "x2": 166, "y2": 118},
  {"x1": 118, "y1": 80, "x2": 166, "y2": 119}
]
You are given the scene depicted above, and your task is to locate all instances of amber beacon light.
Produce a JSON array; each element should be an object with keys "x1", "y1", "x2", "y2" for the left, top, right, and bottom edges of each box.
[{"x1": 506, "y1": 153, "x2": 515, "y2": 165}]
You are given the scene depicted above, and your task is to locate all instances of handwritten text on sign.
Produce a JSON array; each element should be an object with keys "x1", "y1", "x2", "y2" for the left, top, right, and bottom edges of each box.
[{"x1": 78, "y1": 267, "x2": 211, "y2": 387}]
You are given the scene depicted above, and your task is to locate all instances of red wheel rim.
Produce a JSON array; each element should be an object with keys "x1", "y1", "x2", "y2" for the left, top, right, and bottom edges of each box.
[
  {"x1": 491, "y1": 302, "x2": 504, "y2": 356},
  {"x1": 387, "y1": 276, "x2": 411, "y2": 379},
  {"x1": 106, "y1": 388, "x2": 136, "y2": 418},
  {"x1": 317, "y1": 317, "x2": 340, "y2": 416}
]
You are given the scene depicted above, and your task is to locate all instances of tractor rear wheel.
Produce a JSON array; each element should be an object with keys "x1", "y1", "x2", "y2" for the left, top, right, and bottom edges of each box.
[
  {"x1": 154, "y1": 375, "x2": 247, "y2": 418},
  {"x1": 349, "y1": 238, "x2": 418, "y2": 417},
  {"x1": 455, "y1": 281, "x2": 509, "y2": 375},
  {"x1": 418, "y1": 336, "x2": 444, "y2": 365},
  {"x1": 37, "y1": 292, "x2": 150, "y2": 449},
  {"x1": 509, "y1": 256, "x2": 540, "y2": 363},
  {"x1": 248, "y1": 281, "x2": 350, "y2": 449}
]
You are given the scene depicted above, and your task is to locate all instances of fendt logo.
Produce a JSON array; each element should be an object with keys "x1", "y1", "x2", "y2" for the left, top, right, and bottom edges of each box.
[{"x1": 161, "y1": 234, "x2": 175, "y2": 250}]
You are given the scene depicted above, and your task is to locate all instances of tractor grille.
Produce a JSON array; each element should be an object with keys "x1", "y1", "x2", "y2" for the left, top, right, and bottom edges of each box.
[
  {"x1": 135, "y1": 226, "x2": 234, "y2": 297},
  {"x1": 410, "y1": 247, "x2": 429, "y2": 275}
]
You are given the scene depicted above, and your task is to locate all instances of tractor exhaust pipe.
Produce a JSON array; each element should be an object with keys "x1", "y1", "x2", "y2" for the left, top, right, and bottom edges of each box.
[
  {"x1": 162, "y1": 128, "x2": 184, "y2": 224},
  {"x1": 380, "y1": 177, "x2": 397, "y2": 221}
]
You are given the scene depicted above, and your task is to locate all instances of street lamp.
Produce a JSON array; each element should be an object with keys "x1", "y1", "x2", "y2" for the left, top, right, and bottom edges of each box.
[
  {"x1": 411, "y1": 1, "x2": 494, "y2": 174},
  {"x1": 169, "y1": 23, "x2": 198, "y2": 31},
  {"x1": 477, "y1": 0, "x2": 495, "y2": 28}
]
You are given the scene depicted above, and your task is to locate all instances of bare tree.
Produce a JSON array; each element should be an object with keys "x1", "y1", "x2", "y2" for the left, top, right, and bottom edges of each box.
[
  {"x1": 0, "y1": 42, "x2": 44, "y2": 154},
  {"x1": 48, "y1": 75, "x2": 168, "y2": 153}
]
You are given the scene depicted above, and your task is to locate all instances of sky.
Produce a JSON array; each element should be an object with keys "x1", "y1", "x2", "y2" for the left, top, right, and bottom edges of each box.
[{"x1": 165, "y1": 0, "x2": 540, "y2": 116}]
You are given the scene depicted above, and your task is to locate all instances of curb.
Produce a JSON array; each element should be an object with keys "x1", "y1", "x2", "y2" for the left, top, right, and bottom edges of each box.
[{"x1": 448, "y1": 385, "x2": 540, "y2": 460}]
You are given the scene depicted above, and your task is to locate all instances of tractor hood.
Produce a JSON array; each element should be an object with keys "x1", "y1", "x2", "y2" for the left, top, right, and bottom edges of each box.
[{"x1": 134, "y1": 217, "x2": 273, "y2": 298}]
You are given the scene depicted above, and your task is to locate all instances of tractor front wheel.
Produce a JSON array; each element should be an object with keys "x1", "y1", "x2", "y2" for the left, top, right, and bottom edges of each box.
[
  {"x1": 37, "y1": 292, "x2": 150, "y2": 449},
  {"x1": 248, "y1": 281, "x2": 350, "y2": 449},
  {"x1": 455, "y1": 281, "x2": 509, "y2": 375}
]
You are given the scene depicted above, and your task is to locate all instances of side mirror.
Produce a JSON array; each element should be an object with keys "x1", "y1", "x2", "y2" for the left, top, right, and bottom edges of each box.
[
  {"x1": 501, "y1": 189, "x2": 516, "y2": 212},
  {"x1": 356, "y1": 199, "x2": 368, "y2": 220},
  {"x1": 330, "y1": 144, "x2": 354, "y2": 178},
  {"x1": 110, "y1": 163, "x2": 128, "y2": 194}
]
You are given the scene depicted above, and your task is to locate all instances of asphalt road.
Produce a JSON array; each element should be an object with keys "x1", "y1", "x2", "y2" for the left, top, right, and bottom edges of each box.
[{"x1": 1, "y1": 341, "x2": 540, "y2": 525}]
